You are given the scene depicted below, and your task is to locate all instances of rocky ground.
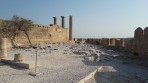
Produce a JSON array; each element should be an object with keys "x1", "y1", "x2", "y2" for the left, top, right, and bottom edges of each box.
[{"x1": 0, "y1": 43, "x2": 148, "y2": 83}]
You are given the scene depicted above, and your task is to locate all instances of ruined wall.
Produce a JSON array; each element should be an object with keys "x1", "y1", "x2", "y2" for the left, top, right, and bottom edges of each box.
[
  {"x1": 74, "y1": 27, "x2": 148, "y2": 59},
  {"x1": 74, "y1": 38, "x2": 86, "y2": 43},
  {"x1": 133, "y1": 27, "x2": 144, "y2": 54},
  {"x1": 14, "y1": 25, "x2": 68, "y2": 46},
  {"x1": 110, "y1": 38, "x2": 115, "y2": 46},
  {"x1": 85, "y1": 38, "x2": 101, "y2": 45},
  {"x1": 143, "y1": 27, "x2": 148, "y2": 56},
  {"x1": 132, "y1": 27, "x2": 148, "y2": 58},
  {"x1": 0, "y1": 16, "x2": 73, "y2": 47},
  {"x1": 101, "y1": 38, "x2": 110, "y2": 46},
  {"x1": 124, "y1": 39, "x2": 133, "y2": 51}
]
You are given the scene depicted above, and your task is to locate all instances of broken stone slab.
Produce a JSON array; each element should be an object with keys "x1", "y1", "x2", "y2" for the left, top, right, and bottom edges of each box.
[
  {"x1": 84, "y1": 53, "x2": 101, "y2": 62},
  {"x1": 78, "y1": 66, "x2": 116, "y2": 83},
  {"x1": 81, "y1": 51, "x2": 90, "y2": 56},
  {"x1": 89, "y1": 49, "x2": 97, "y2": 54},
  {"x1": 84, "y1": 56, "x2": 95, "y2": 62},
  {"x1": 1, "y1": 58, "x2": 40, "y2": 69}
]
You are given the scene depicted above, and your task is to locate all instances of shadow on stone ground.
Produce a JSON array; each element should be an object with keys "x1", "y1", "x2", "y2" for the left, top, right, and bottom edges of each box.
[{"x1": 81, "y1": 52, "x2": 148, "y2": 83}]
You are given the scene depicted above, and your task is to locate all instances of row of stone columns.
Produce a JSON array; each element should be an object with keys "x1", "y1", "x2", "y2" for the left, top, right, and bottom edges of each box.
[
  {"x1": 52, "y1": 16, "x2": 65, "y2": 28},
  {"x1": 52, "y1": 16, "x2": 73, "y2": 41}
]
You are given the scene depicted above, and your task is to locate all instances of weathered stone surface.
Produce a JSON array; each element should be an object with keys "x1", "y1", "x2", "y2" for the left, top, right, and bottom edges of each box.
[
  {"x1": 0, "y1": 17, "x2": 69, "y2": 47},
  {"x1": 115, "y1": 39, "x2": 120, "y2": 47},
  {"x1": 69, "y1": 15, "x2": 73, "y2": 41},
  {"x1": 0, "y1": 38, "x2": 7, "y2": 59},
  {"x1": 134, "y1": 27, "x2": 143, "y2": 40},
  {"x1": 143, "y1": 27, "x2": 148, "y2": 57},
  {"x1": 13, "y1": 25, "x2": 68, "y2": 46},
  {"x1": 1, "y1": 58, "x2": 40, "y2": 69},
  {"x1": 76, "y1": 38, "x2": 86, "y2": 43},
  {"x1": 124, "y1": 39, "x2": 133, "y2": 51},
  {"x1": 53, "y1": 17, "x2": 57, "y2": 25},
  {"x1": 110, "y1": 38, "x2": 115, "y2": 46},
  {"x1": 101, "y1": 38, "x2": 110, "y2": 46},
  {"x1": 14, "y1": 53, "x2": 23, "y2": 62},
  {"x1": 120, "y1": 39, "x2": 125, "y2": 47},
  {"x1": 61, "y1": 16, "x2": 65, "y2": 28}
]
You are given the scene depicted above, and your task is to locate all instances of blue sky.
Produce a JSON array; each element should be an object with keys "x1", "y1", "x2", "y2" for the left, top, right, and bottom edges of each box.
[{"x1": 0, "y1": 0, "x2": 148, "y2": 38}]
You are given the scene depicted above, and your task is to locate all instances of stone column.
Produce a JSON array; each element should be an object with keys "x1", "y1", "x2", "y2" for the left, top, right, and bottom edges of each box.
[
  {"x1": 61, "y1": 16, "x2": 65, "y2": 28},
  {"x1": 69, "y1": 15, "x2": 73, "y2": 41},
  {"x1": 53, "y1": 17, "x2": 57, "y2": 25},
  {"x1": 0, "y1": 38, "x2": 7, "y2": 59}
]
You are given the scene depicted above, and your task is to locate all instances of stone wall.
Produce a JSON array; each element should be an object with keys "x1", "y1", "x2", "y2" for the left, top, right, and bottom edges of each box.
[
  {"x1": 143, "y1": 27, "x2": 148, "y2": 56},
  {"x1": 13, "y1": 25, "x2": 68, "y2": 46},
  {"x1": 0, "y1": 22, "x2": 68, "y2": 47},
  {"x1": 74, "y1": 27, "x2": 148, "y2": 59},
  {"x1": 110, "y1": 38, "x2": 115, "y2": 46},
  {"x1": 133, "y1": 27, "x2": 148, "y2": 58},
  {"x1": 0, "y1": 16, "x2": 73, "y2": 47},
  {"x1": 101, "y1": 38, "x2": 110, "y2": 46}
]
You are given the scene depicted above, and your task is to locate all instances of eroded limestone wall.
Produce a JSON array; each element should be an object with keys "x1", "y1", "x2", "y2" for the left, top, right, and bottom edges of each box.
[
  {"x1": 13, "y1": 25, "x2": 68, "y2": 46},
  {"x1": 110, "y1": 38, "x2": 115, "y2": 46},
  {"x1": 74, "y1": 27, "x2": 148, "y2": 59},
  {"x1": 132, "y1": 27, "x2": 148, "y2": 58},
  {"x1": 133, "y1": 27, "x2": 144, "y2": 54},
  {"x1": 143, "y1": 27, "x2": 148, "y2": 56}
]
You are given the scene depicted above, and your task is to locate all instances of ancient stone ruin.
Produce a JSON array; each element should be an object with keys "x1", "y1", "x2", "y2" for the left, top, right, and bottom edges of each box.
[
  {"x1": 0, "y1": 16, "x2": 73, "y2": 47},
  {"x1": 0, "y1": 38, "x2": 7, "y2": 59},
  {"x1": 0, "y1": 16, "x2": 148, "y2": 83},
  {"x1": 0, "y1": 16, "x2": 73, "y2": 69},
  {"x1": 74, "y1": 27, "x2": 148, "y2": 59}
]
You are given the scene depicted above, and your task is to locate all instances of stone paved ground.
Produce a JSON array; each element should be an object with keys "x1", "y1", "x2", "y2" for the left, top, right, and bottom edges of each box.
[{"x1": 0, "y1": 43, "x2": 148, "y2": 83}]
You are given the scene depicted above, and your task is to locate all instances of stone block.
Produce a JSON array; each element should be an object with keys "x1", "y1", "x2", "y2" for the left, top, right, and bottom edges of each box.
[
  {"x1": 1, "y1": 58, "x2": 40, "y2": 69},
  {"x1": 14, "y1": 53, "x2": 23, "y2": 62}
]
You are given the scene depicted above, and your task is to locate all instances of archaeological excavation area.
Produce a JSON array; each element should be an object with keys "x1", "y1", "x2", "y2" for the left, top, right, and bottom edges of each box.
[
  {"x1": 0, "y1": 42, "x2": 148, "y2": 83},
  {"x1": 0, "y1": 16, "x2": 148, "y2": 83}
]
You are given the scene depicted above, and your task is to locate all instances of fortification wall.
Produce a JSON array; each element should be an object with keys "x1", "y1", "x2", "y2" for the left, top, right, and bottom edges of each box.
[
  {"x1": 0, "y1": 16, "x2": 73, "y2": 47},
  {"x1": 14, "y1": 25, "x2": 68, "y2": 46},
  {"x1": 143, "y1": 27, "x2": 148, "y2": 56},
  {"x1": 74, "y1": 27, "x2": 148, "y2": 59}
]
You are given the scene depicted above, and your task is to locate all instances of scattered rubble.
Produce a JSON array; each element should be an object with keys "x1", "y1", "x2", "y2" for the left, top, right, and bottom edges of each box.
[{"x1": 0, "y1": 43, "x2": 147, "y2": 83}]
